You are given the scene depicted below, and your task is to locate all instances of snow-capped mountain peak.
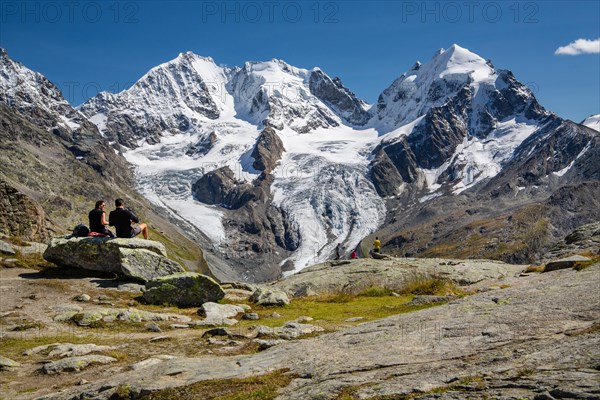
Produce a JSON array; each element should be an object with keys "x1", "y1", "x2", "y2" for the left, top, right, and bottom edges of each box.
[
  {"x1": 374, "y1": 44, "x2": 500, "y2": 132},
  {"x1": 0, "y1": 48, "x2": 78, "y2": 129},
  {"x1": 79, "y1": 51, "x2": 232, "y2": 147},
  {"x1": 80, "y1": 52, "x2": 369, "y2": 147},
  {"x1": 371, "y1": 44, "x2": 551, "y2": 198},
  {"x1": 582, "y1": 114, "x2": 600, "y2": 131}
]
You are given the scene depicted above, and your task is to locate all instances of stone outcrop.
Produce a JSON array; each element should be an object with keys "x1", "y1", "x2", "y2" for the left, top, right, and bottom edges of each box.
[
  {"x1": 0, "y1": 179, "x2": 49, "y2": 241},
  {"x1": 192, "y1": 166, "x2": 264, "y2": 209},
  {"x1": 273, "y1": 257, "x2": 526, "y2": 298},
  {"x1": 250, "y1": 127, "x2": 285, "y2": 173},
  {"x1": 38, "y1": 263, "x2": 600, "y2": 400},
  {"x1": 253, "y1": 322, "x2": 324, "y2": 340},
  {"x1": 192, "y1": 169, "x2": 300, "y2": 282},
  {"x1": 41, "y1": 355, "x2": 117, "y2": 375},
  {"x1": 185, "y1": 131, "x2": 217, "y2": 157},
  {"x1": 24, "y1": 343, "x2": 119, "y2": 358},
  {"x1": 54, "y1": 307, "x2": 192, "y2": 326},
  {"x1": 43, "y1": 237, "x2": 184, "y2": 282},
  {"x1": 369, "y1": 148, "x2": 407, "y2": 197},
  {"x1": 308, "y1": 69, "x2": 370, "y2": 126},
  {"x1": 543, "y1": 221, "x2": 600, "y2": 261},
  {"x1": 544, "y1": 255, "x2": 591, "y2": 272},
  {"x1": 143, "y1": 272, "x2": 225, "y2": 307}
]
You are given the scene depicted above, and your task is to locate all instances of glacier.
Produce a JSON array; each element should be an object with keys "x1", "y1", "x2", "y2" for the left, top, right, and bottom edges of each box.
[{"x1": 78, "y1": 44, "x2": 551, "y2": 274}]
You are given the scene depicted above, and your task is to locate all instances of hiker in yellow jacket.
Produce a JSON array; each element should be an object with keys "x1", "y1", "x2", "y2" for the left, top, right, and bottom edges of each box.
[{"x1": 373, "y1": 237, "x2": 381, "y2": 253}]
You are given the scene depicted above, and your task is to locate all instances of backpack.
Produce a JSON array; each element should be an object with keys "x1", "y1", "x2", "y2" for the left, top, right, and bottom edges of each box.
[{"x1": 72, "y1": 224, "x2": 89, "y2": 237}]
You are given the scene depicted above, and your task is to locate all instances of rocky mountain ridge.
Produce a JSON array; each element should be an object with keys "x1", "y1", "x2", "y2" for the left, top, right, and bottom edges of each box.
[
  {"x1": 1, "y1": 45, "x2": 598, "y2": 281},
  {"x1": 0, "y1": 50, "x2": 209, "y2": 272}
]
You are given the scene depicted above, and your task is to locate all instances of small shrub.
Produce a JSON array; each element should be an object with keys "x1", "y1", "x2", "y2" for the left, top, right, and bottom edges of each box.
[
  {"x1": 323, "y1": 292, "x2": 354, "y2": 303},
  {"x1": 515, "y1": 368, "x2": 535, "y2": 378},
  {"x1": 106, "y1": 350, "x2": 129, "y2": 362},
  {"x1": 111, "y1": 384, "x2": 132, "y2": 400}
]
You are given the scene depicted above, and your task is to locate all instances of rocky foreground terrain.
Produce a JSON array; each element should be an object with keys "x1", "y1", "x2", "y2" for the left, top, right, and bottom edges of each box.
[{"x1": 0, "y1": 223, "x2": 598, "y2": 400}]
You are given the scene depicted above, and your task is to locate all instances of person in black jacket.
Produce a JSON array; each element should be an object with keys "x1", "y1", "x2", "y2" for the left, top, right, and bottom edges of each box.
[
  {"x1": 108, "y1": 198, "x2": 149, "y2": 239},
  {"x1": 335, "y1": 243, "x2": 341, "y2": 260},
  {"x1": 89, "y1": 200, "x2": 115, "y2": 237}
]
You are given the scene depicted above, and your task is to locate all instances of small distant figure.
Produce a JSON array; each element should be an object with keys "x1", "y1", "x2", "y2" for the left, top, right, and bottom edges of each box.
[
  {"x1": 89, "y1": 200, "x2": 115, "y2": 237},
  {"x1": 351, "y1": 249, "x2": 358, "y2": 259},
  {"x1": 373, "y1": 236, "x2": 381, "y2": 253},
  {"x1": 335, "y1": 243, "x2": 342, "y2": 260},
  {"x1": 109, "y1": 198, "x2": 149, "y2": 239}
]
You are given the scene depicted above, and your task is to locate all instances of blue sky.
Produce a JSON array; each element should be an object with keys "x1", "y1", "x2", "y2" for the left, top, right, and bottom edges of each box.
[{"x1": 1, "y1": 0, "x2": 599, "y2": 122}]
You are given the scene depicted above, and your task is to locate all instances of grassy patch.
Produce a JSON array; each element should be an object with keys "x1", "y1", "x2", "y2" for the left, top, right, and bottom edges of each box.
[
  {"x1": 135, "y1": 369, "x2": 296, "y2": 400},
  {"x1": 231, "y1": 293, "x2": 440, "y2": 332},
  {"x1": 3, "y1": 236, "x2": 31, "y2": 247},
  {"x1": 322, "y1": 292, "x2": 354, "y2": 303},
  {"x1": 146, "y1": 227, "x2": 207, "y2": 273},
  {"x1": 106, "y1": 349, "x2": 129, "y2": 363},
  {"x1": 397, "y1": 275, "x2": 461, "y2": 296},
  {"x1": 359, "y1": 287, "x2": 393, "y2": 297},
  {"x1": 10, "y1": 251, "x2": 55, "y2": 270}
]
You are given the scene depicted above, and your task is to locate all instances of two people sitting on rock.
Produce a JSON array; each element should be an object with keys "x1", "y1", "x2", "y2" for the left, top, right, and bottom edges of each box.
[
  {"x1": 88, "y1": 200, "x2": 115, "y2": 238},
  {"x1": 108, "y1": 198, "x2": 149, "y2": 239}
]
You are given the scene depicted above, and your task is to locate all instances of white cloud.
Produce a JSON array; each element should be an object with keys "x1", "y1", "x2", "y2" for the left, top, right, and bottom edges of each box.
[{"x1": 555, "y1": 38, "x2": 600, "y2": 56}]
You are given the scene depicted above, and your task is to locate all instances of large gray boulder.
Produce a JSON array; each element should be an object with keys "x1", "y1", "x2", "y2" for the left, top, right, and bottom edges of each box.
[
  {"x1": 143, "y1": 272, "x2": 225, "y2": 307},
  {"x1": 43, "y1": 237, "x2": 184, "y2": 282},
  {"x1": 195, "y1": 302, "x2": 245, "y2": 326},
  {"x1": 250, "y1": 287, "x2": 290, "y2": 306}
]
